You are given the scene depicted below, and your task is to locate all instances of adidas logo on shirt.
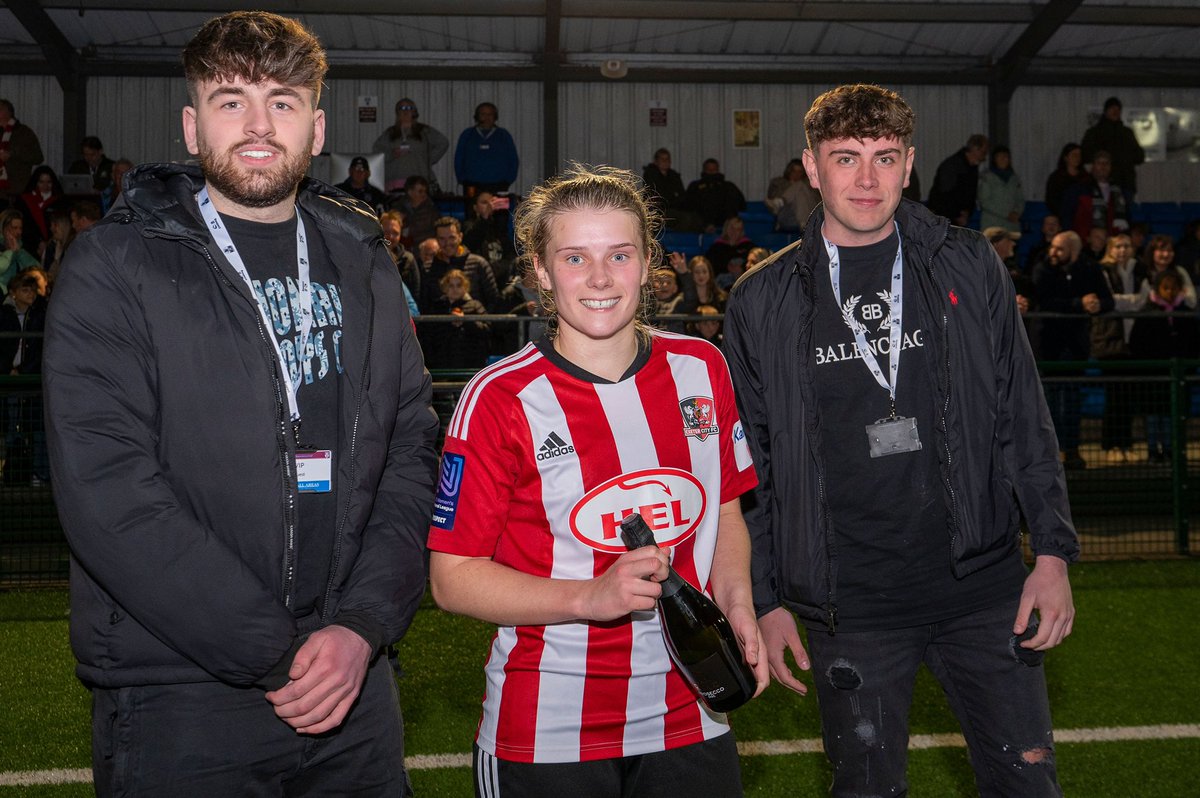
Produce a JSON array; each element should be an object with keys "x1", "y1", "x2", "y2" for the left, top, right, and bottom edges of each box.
[{"x1": 537, "y1": 431, "x2": 576, "y2": 461}]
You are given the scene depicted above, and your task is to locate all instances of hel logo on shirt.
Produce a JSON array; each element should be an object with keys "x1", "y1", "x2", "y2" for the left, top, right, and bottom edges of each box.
[
  {"x1": 679, "y1": 396, "x2": 719, "y2": 441},
  {"x1": 568, "y1": 468, "x2": 707, "y2": 553},
  {"x1": 431, "y1": 452, "x2": 466, "y2": 530}
]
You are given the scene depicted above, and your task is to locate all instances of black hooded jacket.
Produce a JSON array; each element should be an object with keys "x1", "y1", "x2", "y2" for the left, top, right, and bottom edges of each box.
[
  {"x1": 44, "y1": 164, "x2": 439, "y2": 688},
  {"x1": 724, "y1": 199, "x2": 1079, "y2": 631}
]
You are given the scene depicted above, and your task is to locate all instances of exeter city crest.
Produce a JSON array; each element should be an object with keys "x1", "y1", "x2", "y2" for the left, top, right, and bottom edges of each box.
[{"x1": 679, "y1": 396, "x2": 719, "y2": 441}]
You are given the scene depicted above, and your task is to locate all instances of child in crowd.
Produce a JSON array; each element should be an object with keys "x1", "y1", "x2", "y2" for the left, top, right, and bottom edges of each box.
[{"x1": 1129, "y1": 270, "x2": 1199, "y2": 463}]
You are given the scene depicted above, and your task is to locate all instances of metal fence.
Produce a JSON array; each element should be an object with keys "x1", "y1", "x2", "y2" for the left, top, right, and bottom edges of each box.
[{"x1": 3, "y1": 318, "x2": 1199, "y2": 587}]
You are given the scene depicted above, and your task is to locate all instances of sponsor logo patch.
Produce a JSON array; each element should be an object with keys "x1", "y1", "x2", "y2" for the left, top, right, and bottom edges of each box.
[
  {"x1": 568, "y1": 468, "x2": 707, "y2": 553},
  {"x1": 679, "y1": 396, "x2": 719, "y2": 441},
  {"x1": 431, "y1": 452, "x2": 466, "y2": 530},
  {"x1": 536, "y1": 431, "x2": 575, "y2": 461}
]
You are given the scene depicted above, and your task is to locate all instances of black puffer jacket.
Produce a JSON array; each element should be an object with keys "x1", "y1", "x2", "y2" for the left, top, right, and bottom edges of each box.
[
  {"x1": 724, "y1": 199, "x2": 1079, "y2": 631},
  {"x1": 44, "y1": 164, "x2": 439, "y2": 688}
]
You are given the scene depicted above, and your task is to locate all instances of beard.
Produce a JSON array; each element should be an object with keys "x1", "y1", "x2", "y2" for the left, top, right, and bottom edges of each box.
[{"x1": 197, "y1": 134, "x2": 313, "y2": 209}]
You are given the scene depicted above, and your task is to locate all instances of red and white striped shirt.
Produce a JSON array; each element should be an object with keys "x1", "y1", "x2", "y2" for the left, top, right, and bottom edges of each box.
[{"x1": 428, "y1": 331, "x2": 757, "y2": 763}]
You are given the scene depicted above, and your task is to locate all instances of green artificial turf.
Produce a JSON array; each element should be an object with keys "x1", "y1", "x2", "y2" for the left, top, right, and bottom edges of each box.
[{"x1": 1, "y1": 560, "x2": 1197, "y2": 796}]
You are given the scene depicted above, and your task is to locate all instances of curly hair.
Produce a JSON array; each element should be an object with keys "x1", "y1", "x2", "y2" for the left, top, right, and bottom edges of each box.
[
  {"x1": 182, "y1": 12, "x2": 327, "y2": 105},
  {"x1": 804, "y1": 84, "x2": 915, "y2": 153}
]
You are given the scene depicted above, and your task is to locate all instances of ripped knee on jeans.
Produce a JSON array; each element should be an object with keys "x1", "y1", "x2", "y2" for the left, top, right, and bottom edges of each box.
[
  {"x1": 824, "y1": 658, "x2": 862, "y2": 690},
  {"x1": 1019, "y1": 746, "x2": 1053, "y2": 765}
]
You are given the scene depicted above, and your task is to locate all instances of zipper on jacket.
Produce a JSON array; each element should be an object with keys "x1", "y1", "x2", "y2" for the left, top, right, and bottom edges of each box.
[
  {"x1": 922, "y1": 228, "x2": 964, "y2": 563},
  {"x1": 321, "y1": 246, "x2": 379, "y2": 621},
  {"x1": 188, "y1": 238, "x2": 299, "y2": 607},
  {"x1": 797, "y1": 263, "x2": 838, "y2": 634}
]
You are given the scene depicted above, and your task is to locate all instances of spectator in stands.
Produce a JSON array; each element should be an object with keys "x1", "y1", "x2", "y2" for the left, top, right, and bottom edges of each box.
[
  {"x1": 1026, "y1": 214, "x2": 1061, "y2": 272},
  {"x1": 41, "y1": 209, "x2": 75, "y2": 287},
  {"x1": 1176, "y1": 219, "x2": 1200, "y2": 281},
  {"x1": 101, "y1": 158, "x2": 134, "y2": 212},
  {"x1": 1044, "y1": 143, "x2": 1089, "y2": 221},
  {"x1": 688, "y1": 303, "x2": 724, "y2": 348},
  {"x1": 1062, "y1": 151, "x2": 1131, "y2": 238},
  {"x1": 16, "y1": 166, "x2": 67, "y2": 256},
  {"x1": 642, "y1": 148, "x2": 702, "y2": 232},
  {"x1": 1033, "y1": 230, "x2": 1114, "y2": 469},
  {"x1": 424, "y1": 269, "x2": 490, "y2": 371},
  {"x1": 705, "y1": 215, "x2": 755, "y2": 281},
  {"x1": 744, "y1": 246, "x2": 771, "y2": 270},
  {"x1": 685, "y1": 158, "x2": 746, "y2": 232},
  {"x1": 420, "y1": 216, "x2": 499, "y2": 313},
  {"x1": 928, "y1": 133, "x2": 987, "y2": 226},
  {"x1": 1081, "y1": 97, "x2": 1145, "y2": 199},
  {"x1": 454, "y1": 102, "x2": 519, "y2": 207},
  {"x1": 373, "y1": 98, "x2": 449, "y2": 193},
  {"x1": 67, "y1": 135, "x2": 115, "y2": 193},
  {"x1": 984, "y1": 226, "x2": 1020, "y2": 270},
  {"x1": 1085, "y1": 226, "x2": 1108, "y2": 264},
  {"x1": 335, "y1": 156, "x2": 387, "y2": 212},
  {"x1": 683, "y1": 254, "x2": 727, "y2": 312},
  {"x1": 69, "y1": 200, "x2": 101, "y2": 238},
  {"x1": 1092, "y1": 233, "x2": 1144, "y2": 464},
  {"x1": 1129, "y1": 270, "x2": 1198, "y2": 463},
  {"x1": 0, "y1": 99, "x2": 44, "y2": 207},
  {"x1": 380, "y1": 209, "x2": 419, "y2": 299},
  {"x1": 395, "y1": 175, "x2": 439, "y2": 249},
  {"x1": 1135, "y1": 235, "x2": 1196, "y2": 310},
  {"x1": 766, "y1": 158, "x2": 820, "y2": 233},
  {"x1": 978, "y1": 145, "x2": 1024, "y2": 233},
  {"x1": 462, "y1": 190, "x2": 517, "y2": 287},
  {"x1": 418, "y1": 237, "x2": 439, "y2": 275},
  {"x1": 652, "y1": 269, "x2": 685, "y2": 318},
  {"x1": 0, "y1": 209, "x2": 38, "y2": 293},
  {"x1": 0, "y1": 269, "x2": 49, "y2": 486}
]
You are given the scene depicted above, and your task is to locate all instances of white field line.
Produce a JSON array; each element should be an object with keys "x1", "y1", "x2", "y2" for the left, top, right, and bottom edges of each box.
[{"x1": 2, "y1": 724, "x2": 1197, "y2": 785}]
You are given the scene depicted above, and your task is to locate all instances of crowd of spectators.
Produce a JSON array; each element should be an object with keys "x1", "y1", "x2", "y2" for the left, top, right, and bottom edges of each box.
[{"x1": 4, "y1": 90, "x2": 1200, "y2": 479}]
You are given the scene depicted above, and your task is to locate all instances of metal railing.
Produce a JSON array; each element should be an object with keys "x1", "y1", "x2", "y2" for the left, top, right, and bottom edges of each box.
[{"x1": 3, "y1": 314, "x2": 1199, "y2": 586}]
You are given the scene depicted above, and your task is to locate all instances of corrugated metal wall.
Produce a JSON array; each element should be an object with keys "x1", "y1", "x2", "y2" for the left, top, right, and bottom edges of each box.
[
  {"x1": 557, "y1": 82, "x2": 987, "y2": 203},
  {"x1": 0, "y1": 76, "x2": 63, "y2": 180},
  {"x1": 6, "y1": 76, "x2": 1200, "y2": 203},
  {"x1": 91, "y1": 77, "x2": 192, "y2": 167}
]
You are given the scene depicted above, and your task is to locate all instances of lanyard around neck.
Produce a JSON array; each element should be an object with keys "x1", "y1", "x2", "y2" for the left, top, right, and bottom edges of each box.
[
  {"x1": 196, "y1": 186, "x2": 313, "y2": 424},
  {"x1": 824, "y1": 223, "x2": 905, "y2": 411}
]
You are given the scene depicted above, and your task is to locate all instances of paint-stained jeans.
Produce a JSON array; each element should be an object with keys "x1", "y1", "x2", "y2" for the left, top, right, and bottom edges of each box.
[{"x1": 806, "y1": 600, "x2": 1063, "y2": 798}]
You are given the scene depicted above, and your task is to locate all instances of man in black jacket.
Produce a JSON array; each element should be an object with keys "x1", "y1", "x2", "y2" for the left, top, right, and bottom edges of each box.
[
  {"x1": 1081, "y1": 97, "x2": 1145, "y2": 199},
  {"x1": 44, "y1": 12, "x2": 438, "y2": 795},
  {"x1": 725, "y1": 84, "x2": 1076, "y2": 797},
  {"x1": 1033, "y1": 230, "x2": 1114, "y2": 469},
  {"x1": 927, "y1": 133, "x2": 988, "y2": 226}
]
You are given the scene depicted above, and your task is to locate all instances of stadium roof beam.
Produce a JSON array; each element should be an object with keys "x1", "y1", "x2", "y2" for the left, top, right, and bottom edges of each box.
[
  {"x1": 31, "y1": 1, "x2": 1200, "y2": 26},
  {"x1": 6, "y1": 0, "x2": 87, "y2": 167},
  {"x1": 990, "y1": 0, "x2": 1086, "y2": 145}
]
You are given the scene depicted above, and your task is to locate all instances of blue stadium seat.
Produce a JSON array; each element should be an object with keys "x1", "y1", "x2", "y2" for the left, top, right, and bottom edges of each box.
[{"x1": 660, "y1": 231, "x2": 703, "y2": 257}]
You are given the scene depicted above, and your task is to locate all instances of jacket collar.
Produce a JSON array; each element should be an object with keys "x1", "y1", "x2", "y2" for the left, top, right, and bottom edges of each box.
[
  {"x1": 796, "y1": 198, "x2": 949, "y2": 274},
  {"x1": 115, "y1": 162, "x2": 383, "y2": 247}
]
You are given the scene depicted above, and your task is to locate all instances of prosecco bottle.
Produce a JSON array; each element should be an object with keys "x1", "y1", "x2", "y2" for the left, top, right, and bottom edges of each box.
[{"x1": 620, "y1": 513, "x2": 756, "y2": 713}]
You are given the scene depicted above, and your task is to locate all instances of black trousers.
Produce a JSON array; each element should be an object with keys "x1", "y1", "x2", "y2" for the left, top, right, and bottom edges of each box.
[{"x1": 90, "y1": 653, "x2": 411, "y2": 797}]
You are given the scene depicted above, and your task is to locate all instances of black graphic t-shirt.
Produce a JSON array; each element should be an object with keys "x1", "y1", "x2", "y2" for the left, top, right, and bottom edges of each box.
[
  {"x1": 222, "y1": 210, "x2": 344, "y2": 619},
  {"x1": 811, "y1": 229, "x2": 1022, "y2": 631}
]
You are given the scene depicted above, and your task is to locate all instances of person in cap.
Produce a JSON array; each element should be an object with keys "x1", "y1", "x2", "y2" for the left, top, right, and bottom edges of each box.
[
  {"x1": 984, "y1": 225, "x2": 1021, "y2": 266},
  {"x1": 336, "y1": 155, "x2": 387, "y2": 212}
]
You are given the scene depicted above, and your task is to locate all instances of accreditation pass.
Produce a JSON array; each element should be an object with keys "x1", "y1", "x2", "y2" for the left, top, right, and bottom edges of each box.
[{"x1": 296, "y1": 450, "x2": 333, "y2": 493}]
